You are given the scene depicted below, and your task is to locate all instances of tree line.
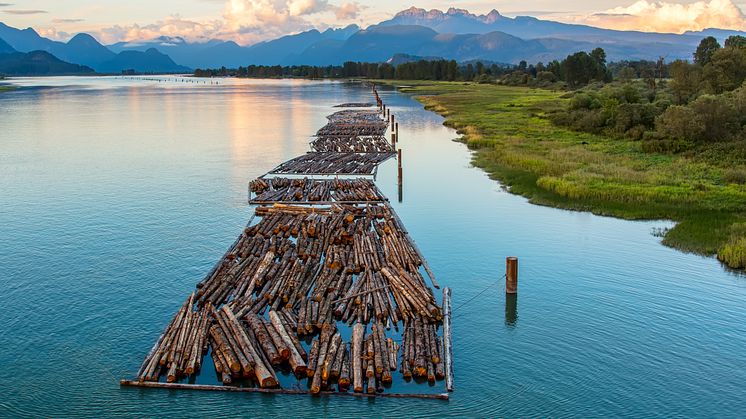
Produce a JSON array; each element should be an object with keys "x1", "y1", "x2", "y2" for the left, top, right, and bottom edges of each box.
[{"x1": 193, "y1": 47, "x2": 614, "y2": 87}]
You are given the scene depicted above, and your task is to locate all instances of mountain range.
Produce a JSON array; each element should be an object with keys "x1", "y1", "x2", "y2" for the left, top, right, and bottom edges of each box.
[
  {"x1": 0, "y1": 22, "x2": 189, "y2": 74},
  {"x1": 2, "y1": 7, "x2": 746, "y2": 75},
  {"x1": 0, "y1": 37, "x2": 94, "y2": 75}
]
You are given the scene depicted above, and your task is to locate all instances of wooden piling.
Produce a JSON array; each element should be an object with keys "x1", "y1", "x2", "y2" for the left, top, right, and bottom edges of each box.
[{"x1": 506, "y1": 257, "x2": 518, "y2": 294}]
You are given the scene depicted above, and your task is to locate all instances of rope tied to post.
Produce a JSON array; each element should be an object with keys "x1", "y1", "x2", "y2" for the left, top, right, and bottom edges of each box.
[{"x1": 450, "y1": 274, "x2": 506, "y2": 319}]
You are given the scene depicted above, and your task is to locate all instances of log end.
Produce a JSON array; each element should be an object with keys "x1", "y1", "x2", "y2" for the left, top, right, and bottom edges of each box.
[
  {"x1": 260, "y1": 377, "x2": 279, "y2": 388},
  {"x1": 381, "y1": 371, "x2": 393, "y2": 384}
]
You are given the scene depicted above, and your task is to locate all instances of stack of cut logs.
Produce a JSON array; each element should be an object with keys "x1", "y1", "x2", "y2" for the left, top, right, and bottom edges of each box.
[
  {"x1": 249, "y1": 177, "x2": 386, "y2": 203},
  {"x1": 269, "y1": 152, "x2": 393, "y2": 175},
  {"x1": 326, "y1": 110, "x2": 384, "y2": 123},
  {"x1": 133, "y1": 89, "x2": 447, "y2": 396},
  {"x1": 311, "y1": 136, "x2": 393, "y2": 153},
  {"x1": 333, "y1": 102, "x2": 374, "y2": 108}
]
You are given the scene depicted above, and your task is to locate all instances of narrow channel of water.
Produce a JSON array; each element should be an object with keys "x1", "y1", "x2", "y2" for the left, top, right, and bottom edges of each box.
[{"x1": 1, "y1": 76, "x2": 744, "y2": 417}]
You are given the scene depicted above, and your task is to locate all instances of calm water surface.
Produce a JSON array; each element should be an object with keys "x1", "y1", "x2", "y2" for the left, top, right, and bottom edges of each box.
[{"x1": 1, "y1": 76, "x2": 745, "y2": 417}]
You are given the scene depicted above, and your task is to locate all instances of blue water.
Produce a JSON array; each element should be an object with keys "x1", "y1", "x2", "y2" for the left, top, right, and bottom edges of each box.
[{"x1": 1, "y1": 76, "x2": 745, "y2": 417}]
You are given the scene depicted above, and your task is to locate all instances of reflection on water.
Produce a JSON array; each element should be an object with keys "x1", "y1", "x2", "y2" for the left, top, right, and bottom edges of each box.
[
  {"x1": 1, "y1": 76, "x2": 746, "y2": 417},
  {"x1": 505, "y1": 294, "x2": 518, "y2": 327}
]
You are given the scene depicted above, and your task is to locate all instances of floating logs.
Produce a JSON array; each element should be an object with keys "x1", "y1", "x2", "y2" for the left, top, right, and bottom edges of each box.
[
  {"x1": 137, "y1": 293, "x2": 211, "y2": 383},
  {"x1": 250, "y1": 177, "x2": 387, "y2": 204},
  {"x1": 130, "y1": 87, "x2": 448, "y2": 398},
  {"x1": 269, "y1": 152, "x2": 393, "y2": 175},
  {"x1": 311, "y1": 136, "x2": 393, "y2": 153},
  {"x1": 334, "y1": 103, "x2": 375, "y2": 108}
]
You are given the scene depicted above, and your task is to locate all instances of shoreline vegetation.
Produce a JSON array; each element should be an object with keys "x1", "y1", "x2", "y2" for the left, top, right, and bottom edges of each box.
[{"x1": 379, "y1": 80, "x2": 746, "y2": 270}]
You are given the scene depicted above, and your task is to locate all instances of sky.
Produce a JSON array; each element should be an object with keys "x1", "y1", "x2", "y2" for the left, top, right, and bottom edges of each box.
[{"x1": 1, "y1": 0, "x2": 745, "y2": 45}]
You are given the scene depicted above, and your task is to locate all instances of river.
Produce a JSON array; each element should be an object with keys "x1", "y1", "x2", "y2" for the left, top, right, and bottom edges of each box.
[{"x1": 1, "y1": 76, "x2": 745, "y2": 417}]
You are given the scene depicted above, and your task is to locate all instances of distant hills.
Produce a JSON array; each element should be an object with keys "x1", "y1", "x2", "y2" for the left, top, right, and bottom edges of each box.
[
  {"x1": 107, "y1": 25, "x2": 361, "y2": 68},
  {"x1": 0, "y1": 36, "x2": 14, "y2": 54},
  {"x1": 0, "y1": 50, "x2": 94, "y2": 75},
  {"x1": 0, "y1": 34, "x2": 95, "y2": 75},
  {"x1": 0, "y1": 22, "x2": 190, "y2": 73},
  {"x1": 2, "y1": 7, "x2": 746, "y2": 75}
]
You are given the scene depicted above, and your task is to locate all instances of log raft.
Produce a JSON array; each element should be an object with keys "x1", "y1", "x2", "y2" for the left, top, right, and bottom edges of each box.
[{"x1": 125, "y1": 85, "x2": 451, "y2": 399}]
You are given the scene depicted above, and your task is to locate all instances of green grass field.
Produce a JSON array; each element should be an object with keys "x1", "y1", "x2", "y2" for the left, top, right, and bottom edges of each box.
[{"x1": 384, "y1": 81, "x2": 746, "y2": 269}]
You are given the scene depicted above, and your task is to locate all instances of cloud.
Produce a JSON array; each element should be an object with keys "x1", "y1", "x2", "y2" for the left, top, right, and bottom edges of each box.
[
  {"x1": 4, "y1": 9, "x2": 46, "y2": 15},
  {"x1": 502, "y1": 11, "x2": 574, "y2": 16},
  {"x1": 572, "y1": 0, "x2": 746, "y2": 33},
  {"x1": 90, "y1": 16, "x2": 226, "y2": 44},
  {"x1": 37, "y1": 27, "x2": 72, "y2": 41},
  {"x1": 39, "y1": 0, "x2": 366, "y2": 46},
  {"x1": 288, "y1": 0, "x2": 330, "y2": 16},
  {"x1": 52, "y1": 18, "x2": 85, "y2": 24},
  {"x1": 335, "y1": 2, "x2": 362, "y2": 19},
  {"x1": 222, "y1": 0, "x2": 345, "y2": 44}
]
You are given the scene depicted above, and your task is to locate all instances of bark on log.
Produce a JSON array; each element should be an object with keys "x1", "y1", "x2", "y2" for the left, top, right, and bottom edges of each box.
[
  {"x1": 443, "y1": 287, "x2": 453, "y2": 392},
  {"x1": 268, "y1": 310, "x2": 307, "y2": 375},
  {"x1": 351, "y1": 323, "x2": 364, "y2": 393}
]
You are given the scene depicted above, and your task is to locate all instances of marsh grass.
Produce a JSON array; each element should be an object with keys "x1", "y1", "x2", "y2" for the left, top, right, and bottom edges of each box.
[{"x1": 384, "y1": 81, "x2": 746, "y2": 269}]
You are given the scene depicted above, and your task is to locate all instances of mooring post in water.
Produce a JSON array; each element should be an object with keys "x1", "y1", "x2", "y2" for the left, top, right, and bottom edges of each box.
[
  {"x1": 395, "y1": 122, "x2": 399, "y2": 138},
  {"x1": 392, "y1": 132, "x2": 397, "y2": 149},
  {"x1": 506, "y1": 257, "x2": 518, "y2": 294},
  {"x1": 391, "y1": 114, "x2": 395, "y2": 128}
]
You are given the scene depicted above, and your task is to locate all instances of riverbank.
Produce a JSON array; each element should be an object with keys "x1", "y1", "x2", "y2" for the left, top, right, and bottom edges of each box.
[{"x1": 380, "y1": 81, "x2": 746, "y2": 269}]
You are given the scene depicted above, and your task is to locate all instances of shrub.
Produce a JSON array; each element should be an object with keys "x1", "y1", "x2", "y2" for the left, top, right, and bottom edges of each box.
[
  {"x1": 569, "y1": 93, "x2": 601, "y2": 110},
  {"x1": 641, "y1": 131, "x2": 693, "y2": 153},
  {"x1": 626, "y1": 124, "x2": 648, "y2": 141},
  {"x1": 476, "y1": 74, "x2": 493, "y2": 84},
  {"x1": 537, "y1": 71, "x2": 557, "y2": 82},
  {"x1": 724, "y1": 167, "x2": 746, "y2": 184},
  {"x1": 718, "y1": 223, "x2": 746, "y2": 269},
  {"x1": 655, "y1": 105, "x2": 704, "y2": 142}
]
